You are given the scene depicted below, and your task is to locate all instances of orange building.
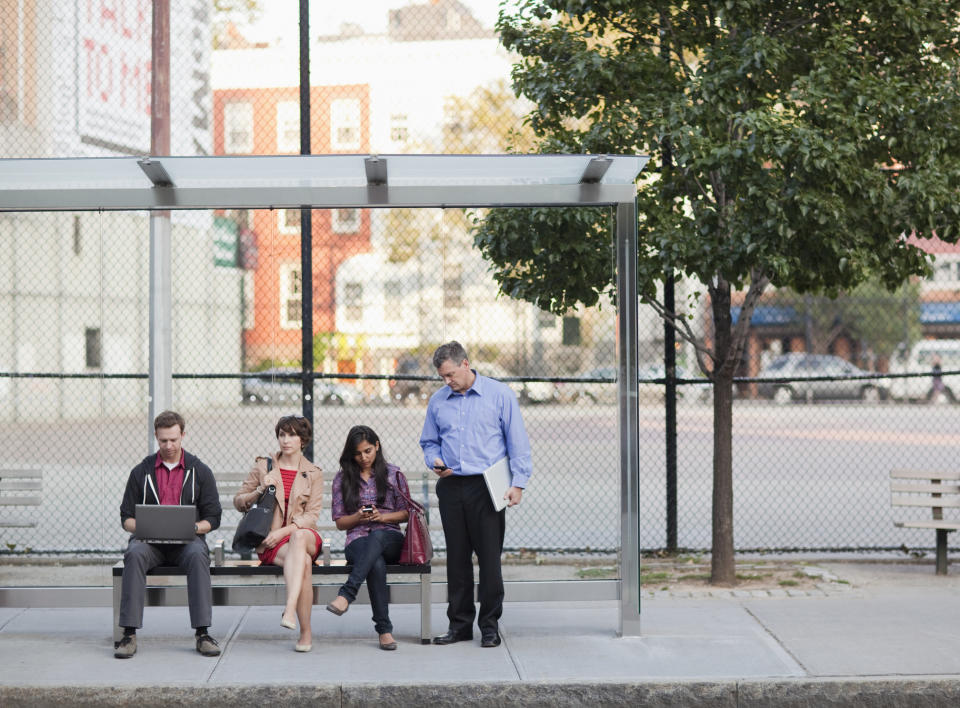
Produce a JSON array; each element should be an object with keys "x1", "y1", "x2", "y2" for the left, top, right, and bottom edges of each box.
[{"x1": 212, "y1": 84, "x2": 372, "y2": 366}]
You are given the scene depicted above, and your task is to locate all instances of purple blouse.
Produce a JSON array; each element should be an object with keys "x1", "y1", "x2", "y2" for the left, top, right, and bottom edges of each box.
[{"x1": 331, "y1": 463, "x2": 411, "y2": 546}]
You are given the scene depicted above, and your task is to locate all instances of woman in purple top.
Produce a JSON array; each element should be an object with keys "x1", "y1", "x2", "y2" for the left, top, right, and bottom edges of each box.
[{"x1": 327, "y1": 425, "x2": 410, "y2": 650}]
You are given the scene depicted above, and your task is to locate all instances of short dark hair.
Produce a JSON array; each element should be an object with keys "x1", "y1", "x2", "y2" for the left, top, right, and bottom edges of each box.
[
  {"x1": 275, "y1": 415, "x2": 312, "y2": 449},
  {"x1": 154, "y1": 410, "x2": 185, "y2": 433},
  {"x1": 433, "y1": 341, "x2": 469, "y2": 370}
]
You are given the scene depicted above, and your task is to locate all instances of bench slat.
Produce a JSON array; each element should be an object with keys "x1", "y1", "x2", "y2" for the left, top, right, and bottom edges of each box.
[
  {"x1": 0, "y1": 481, "x2": 42, "y2": 492},
  {"x1": 891, "y1": 495, "x2": 960, "y2": 508},
  {"x1": 894, "y1": 520, "x2": 960, "y2": 531},
  {"x1": 0, "y1": 496, "x2": 42, "y2": 506},
  {"x1": 890, "y1": 482, "x2": 960, "y2": 495},
  {"x1": 0, "y1": 469, "x2": 42, "y2": 478},
  {"x1": 890, "y1": 469, "x2": 960, "y2": 481},
  {"x1": 0, "y1": 520, "x2": 38, "y2": 528}
]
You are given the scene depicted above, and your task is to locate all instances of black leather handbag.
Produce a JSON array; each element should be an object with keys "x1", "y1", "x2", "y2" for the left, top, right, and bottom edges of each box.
[{"x1": 232, "y1": 457, "x2": 276, "y2": 554}]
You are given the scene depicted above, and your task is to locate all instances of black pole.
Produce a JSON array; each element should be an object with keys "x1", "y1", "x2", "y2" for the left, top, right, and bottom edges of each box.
[
  {"x1": 660, "y1": 12, "x2": 678, "y2": 553},
  {"x1": 664, "y1": 271, "x2": 677, "y2": 552},
  {"x1": 299, "y1": 0, "x2": 314, "y2": 459}
]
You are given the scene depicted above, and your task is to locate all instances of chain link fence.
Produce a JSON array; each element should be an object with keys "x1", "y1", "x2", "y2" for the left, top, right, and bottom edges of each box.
[{"x1": 1, "y1": 3, "x2": 958, "y2": 569}]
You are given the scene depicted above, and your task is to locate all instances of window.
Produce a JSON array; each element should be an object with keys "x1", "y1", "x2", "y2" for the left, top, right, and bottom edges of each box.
[
  {"x1": 443, "y1": 265, "x2": 462, "y2": 308},
  {"x1": 562, "y1": 317, "x2": 581, "y2": 346},
  {"x1": 537, "y1": 310, "x2": 557, "y2": 329},
  {"x1": 278, "y1": 208, "x2": 301, "y2": 234},
  {"x1": 384, "y1": 280, "x2": 403, "y2": 321},
  {"x1": 279, "y1": 264, "x2": 302, "y2": 329},
  {"x1": 84, "y1": 328, "x2": 102, "y2": 369},
  {"x1": 384, "y1": 280, "x2": 403, "y2": 298},
  {"x1": 331, "y1": 98, "x2": 361, "y2": 150},
  {"x1": 344, "y1": 282, "x2": 363, "y2": 321},
  {"x1": 276, "y1": 100, "x2": 300, "y2": 153},
  {"x1": 931, "y1": 258, "x2": 958, "y2": 284},
  {"x1": 390, "y1": 113, "x2": 409, "y2": 143},
  {"x1": 332, "y1": 208, "x2": 359, "y2": 234},
  {"x1": 224, "y1": 101, "x2": 254, "y2": 153}
]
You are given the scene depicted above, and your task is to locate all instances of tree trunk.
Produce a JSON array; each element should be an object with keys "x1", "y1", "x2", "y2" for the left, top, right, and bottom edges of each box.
[{"x1": 710, "y1": 285, "x2": 736, "y2": 586}]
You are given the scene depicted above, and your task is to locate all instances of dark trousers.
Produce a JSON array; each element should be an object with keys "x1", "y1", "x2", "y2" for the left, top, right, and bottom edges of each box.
[
  {"x1": 436, "y1": 474, "x2": 505, "y2": 637},
  {"x1": 340, "y1": 529, "x2": 404, "y2": 635},
  {"x1": 119, "y1": 536, "x2": 212, "y2": 630}
]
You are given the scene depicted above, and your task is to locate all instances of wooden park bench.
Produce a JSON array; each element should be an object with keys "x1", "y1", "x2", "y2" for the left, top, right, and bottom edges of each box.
[
  {"x1": 112, "y1": 469, "x2": 435, "y2": 645},
  {"x1": 890, "y1": 469, "x2": 960, "y2": 575},
  {"x1": 0, "y1": 468, "x2": 42, "y2": 530}
]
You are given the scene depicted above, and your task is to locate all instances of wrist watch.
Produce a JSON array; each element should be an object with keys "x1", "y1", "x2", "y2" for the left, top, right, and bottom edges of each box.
[{"x1": 194, "y1": 522, "x2": 200, "y2": 534}]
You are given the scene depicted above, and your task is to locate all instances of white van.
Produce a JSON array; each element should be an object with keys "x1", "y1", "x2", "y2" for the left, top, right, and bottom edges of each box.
[{"x1": 889, "y1": 339, "x2": 960, "y2": 402}]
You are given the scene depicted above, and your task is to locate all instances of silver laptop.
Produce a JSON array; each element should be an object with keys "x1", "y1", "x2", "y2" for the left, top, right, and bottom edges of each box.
[{"x1": 134, "y1": 504, "x2": 197, "y2": 543}]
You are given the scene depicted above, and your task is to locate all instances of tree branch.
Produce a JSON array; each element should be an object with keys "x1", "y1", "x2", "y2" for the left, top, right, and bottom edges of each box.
[
  {"x1": 644, "y1": 295, "x2": 717, "y2": 374},
  {"x1": 728, "y1": 268, "x2": 771, "y2": 369}
]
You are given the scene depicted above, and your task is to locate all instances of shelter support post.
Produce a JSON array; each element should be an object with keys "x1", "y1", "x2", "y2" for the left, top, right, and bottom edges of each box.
[
  {"x1": 147, "y1": 0, "x2": 172, "y2": 446},
  {"x1": 616, "y1": 199, "x2": 641, "y2": 636}
]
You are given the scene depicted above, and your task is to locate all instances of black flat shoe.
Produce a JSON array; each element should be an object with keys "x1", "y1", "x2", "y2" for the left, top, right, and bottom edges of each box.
[
  {"x1": 432, "y1": 630, "x2": 472, "y2": 645},
  {"x1": 326, "y1": 600, "x2": 348, "y2": 616},
  {"x1": 481, "y1": 633, "x2": 501, "y2": 648}
]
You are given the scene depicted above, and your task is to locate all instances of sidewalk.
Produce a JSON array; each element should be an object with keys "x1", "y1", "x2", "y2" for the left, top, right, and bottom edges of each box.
[{"x1": 1, "y1": 559, "x2": 959, "y2": 706}]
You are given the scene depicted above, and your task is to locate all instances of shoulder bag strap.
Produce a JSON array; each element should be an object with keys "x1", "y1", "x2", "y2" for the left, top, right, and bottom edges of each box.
[{"x1": 388, "y1": 475, "x2": 424, "y2": 514}]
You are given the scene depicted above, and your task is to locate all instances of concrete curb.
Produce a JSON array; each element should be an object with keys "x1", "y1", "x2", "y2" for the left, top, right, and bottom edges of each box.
[{"x1": 3, "y1": 678, "x2": 960, "y2": 708}]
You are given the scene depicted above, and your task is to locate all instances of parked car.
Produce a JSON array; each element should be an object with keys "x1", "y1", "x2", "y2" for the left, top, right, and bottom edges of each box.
[
  {"x1": 559, "y1": 366, "x2": 617, "y2": 404},
  {"x1": 639, "y1": 363, "x2": 713, "y2": 404},
  {"x1": 390, "y1": 355, "x2": 430, "y2": 405},
  {"x1": 888, "y1": 339, "x2": 960, "y2": 402},
  {"x1": 561, "y1": 364, "x2": 711, "y2": 404},
  {"x1": 242, "y1": 368, "x2": 364, "y2": 406},
  {"x1": 755, "y1": 353, "x2": 889, "y2": 404},
  {"x1": 465, "y1": 362, "x2": 552, "y2": 403}
]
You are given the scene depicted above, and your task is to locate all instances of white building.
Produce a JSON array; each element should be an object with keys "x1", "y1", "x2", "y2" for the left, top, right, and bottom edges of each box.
[{"x1": 0, "y1": 1, "x2": 242, "y2": 420}]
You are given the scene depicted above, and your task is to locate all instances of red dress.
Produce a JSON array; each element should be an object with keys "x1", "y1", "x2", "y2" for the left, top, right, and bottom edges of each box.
[{"x1": 258, "y1": 468, "x2": 322, "y2": 565}]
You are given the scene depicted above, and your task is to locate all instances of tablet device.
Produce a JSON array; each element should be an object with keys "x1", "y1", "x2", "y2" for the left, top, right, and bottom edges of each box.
[
  {"x1": 134, "y1": 504, "x2": 197, "y2": 543},
  {"x1": 481, "y1": 457, "x2": 512, "y2": 512}
]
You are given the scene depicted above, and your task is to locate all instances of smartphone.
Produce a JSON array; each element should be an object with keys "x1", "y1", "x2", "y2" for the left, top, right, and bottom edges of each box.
[{"x1": 361, "y1": 505, "x2": 374, "y2": 513}]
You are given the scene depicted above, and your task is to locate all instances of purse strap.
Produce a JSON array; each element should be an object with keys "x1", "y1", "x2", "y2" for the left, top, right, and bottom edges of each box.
[{"x1": 388, "y1": 473, "x2": 424, "y2": 514}]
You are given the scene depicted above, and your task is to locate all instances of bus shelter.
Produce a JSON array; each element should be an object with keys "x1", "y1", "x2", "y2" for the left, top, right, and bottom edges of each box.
[{"x1": 0, "y1": 153, "x2": 648, "y2": 635}]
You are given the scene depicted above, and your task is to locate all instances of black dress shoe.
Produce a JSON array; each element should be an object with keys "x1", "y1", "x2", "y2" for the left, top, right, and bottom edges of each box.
[
  {"x1": 481, "y1": 633, "x2": 501, "y2": 648},
  {"x1": 432, "y1": 630, "x2": 472, "y2": 645}
]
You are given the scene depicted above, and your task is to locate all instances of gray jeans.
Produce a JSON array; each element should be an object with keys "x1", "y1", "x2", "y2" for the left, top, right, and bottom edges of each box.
[{"x1": 118, "y1": 536, "x2": 212, "y2": 630}]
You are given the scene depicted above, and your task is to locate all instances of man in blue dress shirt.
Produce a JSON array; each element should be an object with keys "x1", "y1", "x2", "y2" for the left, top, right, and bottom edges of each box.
[{"x1": 419, "y1": 341, "x2": 532, "y2": 648}]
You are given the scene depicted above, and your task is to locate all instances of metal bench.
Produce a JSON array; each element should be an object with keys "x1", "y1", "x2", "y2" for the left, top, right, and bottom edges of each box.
[
  {"x1": 0, "y1": 468, "x2": 42, "y2": 529},
  {"x1": 890, "y1": 469, "x2": 960, "y2": 574},
  {"x1": 111, "y1": 559, "x2": 431, "y2": 645},
  {"x1": 113, "y1": 468, "x2": 434, "y2": 645}
]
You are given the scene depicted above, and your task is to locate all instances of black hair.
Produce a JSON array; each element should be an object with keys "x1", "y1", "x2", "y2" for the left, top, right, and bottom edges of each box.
[{"x1": 338, "y1": 425, "x2": 388, "y2": 511}]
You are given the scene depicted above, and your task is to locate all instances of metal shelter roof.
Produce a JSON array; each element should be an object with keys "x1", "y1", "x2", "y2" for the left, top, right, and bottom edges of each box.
[{"x1": 0, "y1": 154, "x2": 646, "y2": 211}]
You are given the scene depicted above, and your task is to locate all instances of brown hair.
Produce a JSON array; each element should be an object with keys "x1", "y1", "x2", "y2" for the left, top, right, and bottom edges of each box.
[
  {"x1": 433, "y1": 341, "x2": 469, "y2": 370},
  {"x1": 153, "y1": 410, "x2": 185, "y2": 433},
  {"x1": 275, "y1": 415, "x2": 312, "y2": 449}
]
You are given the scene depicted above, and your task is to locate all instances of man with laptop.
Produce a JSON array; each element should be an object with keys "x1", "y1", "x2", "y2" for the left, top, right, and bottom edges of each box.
[
  {"x1": 419, "y1": 341, "x2": 532, "y2": 649},
  {"x1": 115, "y1": 410, "x2": 222, "y2": 659}
]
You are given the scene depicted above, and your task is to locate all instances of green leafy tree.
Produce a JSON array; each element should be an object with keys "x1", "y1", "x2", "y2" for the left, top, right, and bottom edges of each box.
[{"x1": 478, "y1": 1, "x2": 960, "y2": 583}]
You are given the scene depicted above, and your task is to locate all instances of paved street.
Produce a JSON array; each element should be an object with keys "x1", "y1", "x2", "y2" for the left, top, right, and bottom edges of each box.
[{"x1": 1, "y1": 400, "x2": 958, "y2": 555}]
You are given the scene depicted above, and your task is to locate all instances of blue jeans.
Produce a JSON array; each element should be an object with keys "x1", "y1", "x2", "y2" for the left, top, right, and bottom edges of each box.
[{"x1": 340, "y1": 529, "x2": 404, "y2": 635}]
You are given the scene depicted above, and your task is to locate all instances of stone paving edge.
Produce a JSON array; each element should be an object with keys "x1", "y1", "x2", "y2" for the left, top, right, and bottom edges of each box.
[{"x1": 2, "y1": 677, "x2": 960, "y2": 708}]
